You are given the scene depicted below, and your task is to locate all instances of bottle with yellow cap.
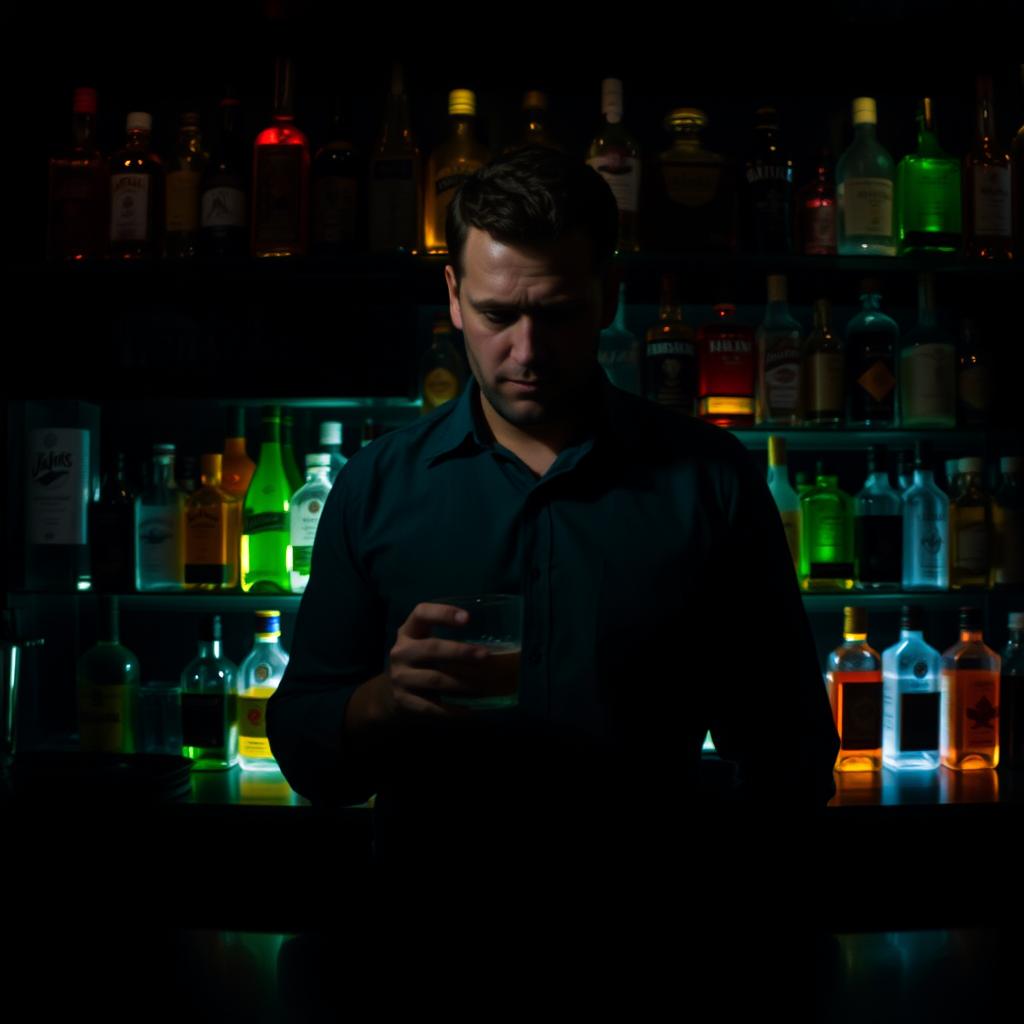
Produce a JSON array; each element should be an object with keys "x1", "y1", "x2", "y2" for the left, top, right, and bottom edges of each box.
[
  {"x1": 836, "y1": 97, "x2": 896, "y2": 256},
  {"x1": 826, "y1": 605, "x2": 883, "y2": 772},
  {"x1": 423, "y1": 89, "x2": 491, "y2": 254},
  {"x1": 237, "y1": 610, "x2": 290, "y2": 771}
]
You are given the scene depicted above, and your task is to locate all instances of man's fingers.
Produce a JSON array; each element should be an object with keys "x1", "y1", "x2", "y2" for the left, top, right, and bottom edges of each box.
[{"x1": 400, "y1": 602, "x2": 470, "y2": 639}]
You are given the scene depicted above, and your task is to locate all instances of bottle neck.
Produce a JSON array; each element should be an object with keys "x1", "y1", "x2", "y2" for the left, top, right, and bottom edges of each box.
[
  {"x1": 152, "y1": 458, "x2": 176, "y2": 487},
  {"x1": 960, "y1": 629, "x2": 984, "y2": 644},
  {"x1": 854, "y1": 121, "x2": 877, "y2": 140},
  {"x1": 900, "y1": 628, "x2": 924, "y2": 639},
  {"x1": 450, "y1": 116, "x2": 475, "y2": 139},
  {"x1": 126, "y1": 128, "x2": 150, "y2": 150},
  {"x1": 225, "y1": 437, "x2": 248, "y2": 456},
  {"x1": 197, "y1": 639, "x2": 222, "y2": 659},
  {"x1": 72, "y1": 112, "x2": 97, "y2": 149},
  {"x1": 844, "y1": 632, "x2": 868, "y2": 643},
  {"x1": 304, "y1": 467, "x2": 331, "y2": 485}
]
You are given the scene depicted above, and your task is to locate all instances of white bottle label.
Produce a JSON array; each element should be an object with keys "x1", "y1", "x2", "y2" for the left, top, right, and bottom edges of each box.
[
  {"x1": 110, "y1": 174, "x2": 150, "y2": 242},
  {"x1": 137, "y1": 504, "x2": 182, "y2": 579},
  {"x1": 201, "y1": 186, "x2": 246, "y2": 228},
  {"x1": 840, "y1": 177, "x2": 893, "y2": 237},
  {"x1": 972, "y1": 166, "x2": 1011, "y2": 237},
  {"x1": 28, "y1": 429, "x2": 89, "y2": 545},
  {"x1": 902, "y1": 343, "x2": 955, "y2": 421},
  {"x1": 587, "y1": 154, "x2": 639, "y2": 213},
  {"x1": 291, "y1": 497, "x2": 325, "y2": 548}
]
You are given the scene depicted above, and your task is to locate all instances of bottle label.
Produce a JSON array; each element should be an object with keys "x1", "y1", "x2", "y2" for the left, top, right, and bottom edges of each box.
[
  {"x1": 587, "y1": 152, "x2": 639, "y2": 213},
  {"x1": 201, "y1": 186, "x2": 246, "y2": 229},
  {"x1": 28, "y1": 429, "x2": 90, "y2": 545},
  {"x1": 186, "y1": 503, "x2": 228, "y2": 566},
  {"x1": 839, "y1": 177, "x2": 893, "y2": 237},
  {"x1": 831, "y1": 671, "x2": 883, "y2": 750},
  {"x1": 313, "y1": 176, "x2": 358, "y2": 244},
  {"x1": 423, "y1": 367, "x2": 460, "y2": 408},
  {"x1": 808, "y1": 352, "x2": 844, "y2": 414},
  {"x1": 915, "y1": 514, "x2": 947, "y2": 574},
  {"x1": 900, "y1": 691, "x2": 940, "y2": 751},
  {"x1": 137, "y1": 504, "x2": 182, "y2": 580},
  {"x1": 972, "y1": 166, "x2": 1011, "y2": 237},
  {"x1": 645, "y1": 342, "x2": 698, "y2": 410},
  {"x1": 804, "y1": 204, "x2": 837, "y2": 252},
  {"x1": 244, "y1": 511, "x2": 287, "y2": 535},
  {"x1": 902, "y1": 343, "x2": 955, "y2": 421},
  {"x1": 182, "y1": 691, "x2": 230, "y2": 750},
  {"x1": 954, "y1": 515, "x2": 989, "y2": 574},
  {"x1": 943, "y1": 669, "x2": 999, "y2": 750},
  {"x1": 253, "y1": 146, "x2": 305, "y2": 247},
  {"x1": 78, "y1": 683, "x2": 133, "y2": 753},
  {"x1": 110, "y1": 174, "x2": 150, "y2": 242},
  {"x1": 290, "y1": 498, "x2": 325, "y2": 547},
  {"x1": 763, "y1": 342, "x2": 802, "y2": 414},
  {"x1": 857, "y1": 359, "x2": 896, "y2": 402},
  {"x1": 238, "y1": 685, "x2": 275, "y2": 757},
  {"x1": 166, "y1": 170, "x2": 201, "y2": 232}
]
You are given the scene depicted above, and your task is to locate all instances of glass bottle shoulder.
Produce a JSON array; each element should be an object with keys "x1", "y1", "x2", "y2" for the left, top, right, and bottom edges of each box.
[{"x1": 828, "y1": 640, "x2": 881, "y2": 672}]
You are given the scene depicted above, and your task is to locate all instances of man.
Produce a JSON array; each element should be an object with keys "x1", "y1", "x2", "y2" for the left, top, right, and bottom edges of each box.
[{"x1": 266, "y1": 145, "x2": 839, "y2": 885}]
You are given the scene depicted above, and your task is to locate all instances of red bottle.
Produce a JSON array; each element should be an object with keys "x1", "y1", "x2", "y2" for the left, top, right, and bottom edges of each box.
[
  {"x1": 797, "y1": 147, "x2": 838, "y2": 256},
  {"x1": 696, "y1": 301, "x2": 755, "y2": 428},
  {"x1": 964, "y1": 74, "x2": 1013, "y2": 260}
]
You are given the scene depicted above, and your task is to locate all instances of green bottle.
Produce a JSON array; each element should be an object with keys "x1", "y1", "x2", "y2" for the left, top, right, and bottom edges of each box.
[
  {"x1": 77, "y1": 595, "x2": 140, "y2": 753},
  {"x1": 897, "y1": 98, "x2": 962, "y2": 255},
  {"x1": 800, "y1": 463, "x2": 855, "y2": 592},
  {"x1": 241, "y1": 406, "x2": 292, "y2": 593}
]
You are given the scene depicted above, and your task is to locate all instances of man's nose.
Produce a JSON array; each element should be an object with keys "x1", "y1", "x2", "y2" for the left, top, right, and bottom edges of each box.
[{"x1": 509, "y1": 314, "x2": 546, "y2": 367}]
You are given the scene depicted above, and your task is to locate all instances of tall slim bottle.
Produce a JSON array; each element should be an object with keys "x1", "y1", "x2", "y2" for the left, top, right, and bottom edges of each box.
[
  {"x1": 899, "y1": 273, "x2": 956, "y2": 429},
  {"x1": 855, "y1": 444, "x2": 902, "y2": 591},
  {"x1": 181, "y1": 615, "x2": 238, "y2": 770},
  {"x1": 90, "y1": 453, "x2": 134, "y2": 593},
  {"x1": 903, "y1": 442, "x2": 950, "y2": 591},
  {"x1": 827, "y1": 606, "x2": 883, "y2": 772},
  {"x1": 882, "y1": 605, "x2": 941, "y2": 770},
  {"x1": 941, "y1": 607, "x2": 1000, "y2": 771},
  {"x1": 950, "y1": 457, "x2": 993, "y2": 590},
  {"x1": 836, "y1": 97, "x2": 896, "y2": 255},
  {"x1": 109, "y1": 112, "x2": 164, "y2": 260},
  {"x1": 755, "y1": 274, "x2": 803, "y2": 426},
  {"x1": 803, "y1": 298, "x2": 844, "y2": 426},
  {"x1": 586, "y1": 78, "x2": 640, "y2": 253},
  {"x1": 311, "y1": 96, "x2": 363, "y2": 257},
  {"x1": 742, "y1": 105, "x2": 793, "y2": 254},
  {"x1": 241, "y1": 407, "x2": 291, "y2": 593},
  {"x1": 222, "y1": 407, "x2": 256, "y2": 500},
  {"x1": 238, "y1": 610, "x2": 289, "y2": 772},
  {"x1": 134, "y1": 443, "x2": 184, "y2": 591},
  {"x1": 165, "y1": 111, "x2": 207, "y2": 259},
  {"x1": 964, "y1": 74, "x2": 1013, "y2": 260},
  {"x1": 200, "y1": 96, "x2": 247, "y2": 262},
  {"x1": 767, "y1": 435, "x2": 800, "y2": 574}
]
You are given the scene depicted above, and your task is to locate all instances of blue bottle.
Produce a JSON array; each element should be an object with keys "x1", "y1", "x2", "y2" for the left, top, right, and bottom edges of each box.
[
  {"x1": 882, "y1": 605, "x2": 941, "y2": 770},
  {"x1": 903, "y1": 441, "x2": 950, "y2": 590},
  {"x1": 598, "y1": 283, "x2": 643, "y2": 395}
]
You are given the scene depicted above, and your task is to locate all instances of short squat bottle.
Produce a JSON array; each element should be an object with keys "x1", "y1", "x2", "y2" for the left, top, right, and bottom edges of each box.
[
  {"x1": 237, "y1": 610, "x2": 290, "y2": 772},
  {"x1": 827, "y1": 605, "x2": 883, "y2": 772},
  {"x1": 882, "y1": 605, "x2": 941, "y2": 770},
  {"x1": 181, "y1": 615, "x2": 238, "y2": 770}
]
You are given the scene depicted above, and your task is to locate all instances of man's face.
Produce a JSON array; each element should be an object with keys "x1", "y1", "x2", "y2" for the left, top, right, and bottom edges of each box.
[{"x1": 444, "y1": 226, "x2": 617, "y2": 437}]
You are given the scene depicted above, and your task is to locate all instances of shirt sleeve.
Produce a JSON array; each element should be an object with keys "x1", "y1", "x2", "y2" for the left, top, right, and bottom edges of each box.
[
  {"x1": 265, "y1": 457, "x2": 387, "y2": 808},
  {"x1": 699, "y1": 436, "x2": 839, "y2": 809}
]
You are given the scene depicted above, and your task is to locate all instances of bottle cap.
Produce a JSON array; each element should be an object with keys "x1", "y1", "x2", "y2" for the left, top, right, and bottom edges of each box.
[
  {"x1": 255, "y1": 610, "x2": 282, "y2": 638},
  {"x1": 126, "y1": 111, "x2": 153, "y2": 132},
  {"x1": 199, "y1": 615, "x2": 222, "y2": 642},
  {"x1": 843, "y1": 606, "x2": 868, "y2": 635},
  {"x1": 1000, "y1": 456, "x2": 1022, "y2": 474},
  {"x1": 523, "y1": 90, "x2": 547, "y2": 111},
  {"x1": 900, "y1": 605, "x2": 925, "y2": 631},
  {"x1": 768, "y1": 435, "x2": 787, "y2": 467},
  {"x1": 73, "y1": 87, "x2": 97, "y2": 115},
  {"x1": 319, "y1": 421, "x2": 342, "y2": 446},
  {"x1": 852, "y1": 97, "x2": 877, "y2": 126},
  {"x1": 666, "y1": 108, "x2": 707, "y2": 131},
  {"x1": 959, "y1": 607, "x2": 983, "y2": 631},
  {"x1": 449, "y1": 89, "x2": 476, "y2": 116},
  {"x1": 306, "y1": 453, "x2": 331, "y2": 468},
  {"x1": 1009, "y1": 612, "x2": 1024, "y2": 631}
]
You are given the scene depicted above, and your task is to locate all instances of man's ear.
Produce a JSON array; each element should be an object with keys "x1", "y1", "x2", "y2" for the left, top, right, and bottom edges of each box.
[
  {"x1": 599, "y1": 261, "x2": 622, "y2": 329},
  {"x1": 444, "y1": 264, "x2": 464, "y2": 330}
]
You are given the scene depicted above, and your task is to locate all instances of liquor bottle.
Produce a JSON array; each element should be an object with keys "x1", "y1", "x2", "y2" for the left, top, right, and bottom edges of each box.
[
  {"x1": 24, "y1": 399, "x2": 99, "y2": 592},
  {"x1": 311, "y1": 96, "x2": 364, "y2": 258},
  {"x1": 181, "y1": 615, "x2": 238, "y2": 770},
  {"x1": 803, "y1": 298, "x2": 844, "y2": 426},
  {"x1": 896, "y1": 97, "x2": 962, "y2": 255},
  {"x1": 845, "y1": 282, "x2": 899, "y2": 428},
  {"x1": 903, "y1": 441, "x2": 950, "y2": 591},
  {"x1": 643, "y1": 273, "x2": 698, "y2": 415},
  {"x1": 1000, "y1": 612, "x2": 1024, "y2": 769},
  {"x1": 964, "y1": 74, "x2": 1013, "y2": 260},
  {"x1": 950, "y1": 457, "x2": 993, "y2": 590},
  {"x1": 648, "y1": 108, "x2": 737, "y2": 252},
  {"x1": 881, "y1": 605, "x2": 941, "y2": 771},
  {"x1": 185, "y1": 453, "x2": 239, "y2": 591},
  {"x1": 941, "y1": 607, "x2": 1000, "y2": 770},
  {"x1": 957, "y1": 318, "x2": 994, "y2": 428},
  {"x1": 165, "y1": 112, "x2": 207, "y2": 259},
  {"x1": 586, "y1": 78, "x2": 640, "y2": 253},
  {"x1": 506, "y1": 90, "x2": 563, "y2": 154},
  {"x1": 222, "y1": 407, "x2": 256, "y2": 500},
  {"x1": 252, "y1": 55, "x2": 310, "y2": 258},
  {"x1": 109, "y1": 112, "x2": 164, "y2": 260},
  {"x1": 47, "y1": 87, "x2": 109, "y2": 261},
  {"x1": 696, "y1": 298, "x2": 755, "y2": 427},
  {"x1": 318, "y1": 421, "x2": 348, "y2": 483},
  {"x1": 855, "y1": 445, "x2": 902, "y2": 591},
  {"x1": 795, "y1": 471, "x2": 813, "y2": 498},
  {"x1": 177, "y1": 456, "x2": 198, "y2": 496},
  {"x1": 200, "y1": 95, "x2": 248, "y2": 261},
  {"x1": 741, "y1": 105, "x2": 793, "y2": 254},
  {"x1": 423, "y1": 89, "x2": 490, "y2": 254},
  {"x1": 800, "y1": 465, "x2": 855, "y2": 591},
  {"x1": 89, "y1": 453, "x2": 135, "y2": 593},
  {"x1": 1014, "y1": 82, "x2": 1024, "y2": 251},
  {"x1": 134, "y1": 443, "x2": 184, "y2": 592},
  {"x1": 944, "y1": 457, "x2": 963, "y2": 499},
  {"x1": 280, "y1": 411, "x2": 304, "y2": 494},
  {"x1": 896, "y1": 450, "x2": 914, "y2": 494},
  {"x1": 238, "y1": 610, "x2": 289, "y2": 771},
  {"x1": 598, "y1": 283, "x2": 642, "y2": 395},
  {"x1": 420, "y1": 316, "x2": 466, "y2": 415},
  {"x1": 796, "y1": 147, "x2": 837, "y2": 256},
  {"x1": 993, "y1": 457, "x2": 1023, "y2": 587},
  {"x1": 289, "y1": 454, "x2": 332, "y2": 593},
  {"x1": 899, "y1": 273, "x2": 956, "y2": 429},
  {"x1": 241, "y1": 407, "x2": 291, "y2": 593},
  {"x1": 755, "y1": 274, "x2": 803, "y2": 426},
  {"x1": 836, "y1": 97, "x2": 896, "y2": 256},
  {"x1": 369, "y1": 61, "x2": 421, "y2": 252},
  {"x1": 826, "y1": 606, "x2": 883, "y2": 772},
  {"x1": 766, "y1": 435, "x2": 800, "y2": 573},
  {"x1": 77, "y1": 595, "x2": 139, "y2": 754}
]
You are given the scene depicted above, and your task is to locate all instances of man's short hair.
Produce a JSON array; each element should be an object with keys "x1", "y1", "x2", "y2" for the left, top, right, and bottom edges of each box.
[{"x1": 445, "y1": 144, "x2": 619, "y2": 286}]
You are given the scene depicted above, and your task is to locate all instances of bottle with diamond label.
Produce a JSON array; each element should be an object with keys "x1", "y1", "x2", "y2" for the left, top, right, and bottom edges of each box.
[
  {"x1": 845, "y1": 281, "x2": 898, "y2": 428},
  {"x1": 289, "y1": 454, "x2": 332, "y2": 593},
  {"x1": 237, "y1": 610, "x2": 289, "y2": 771},
  {"x1": 827, "y1": 606, "x2": 883, "y2": 772},
  {"x1": 941, "y1": 607, "x2": 1000, "y2": 770}
]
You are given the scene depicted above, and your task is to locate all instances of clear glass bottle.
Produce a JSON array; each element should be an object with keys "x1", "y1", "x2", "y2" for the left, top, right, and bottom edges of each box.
[
  {"x1": 1000, "y1": 612, "x2": 1024, "y2": 769},
  {"x1": 803, "y1": 298, "x2": 844, "y2": 427},
  {"x1": 237, "y1": 610, "x2": 290, "y2": 771},
  {"x1": 165, "y1": 111, "x2": 208, "y2": 259},
  {"x1": 742, "y1": 105, "x2": 793, "y2": 254},
  {"x1": 903, "y1": 441, "x2": 950, "y2": 591},
  {"x1": 965, "y1": 74, "x2": 1013, "y2": 260},
  {"x1": 837, "y1": 97, "x2": 896, "y2": 256},
  {"x1": 181, "y1": 615, "x2": 238, "y2": 770},
  {"x1": 845, "y1": 282, "x2": 899, "y2": 428},
  {"x1": 993, "y1": 456, "x2": 1023, "y2": 588},
  {"x1": 882, "y1": 605, "x2": 941, "y2": 770},
  {"x1": 940, "y1": 606, "x2": 1000, "y2": 770},
  {"x1": 644, "y1": 273, "x2": 697, "y2": 415},
  {"x1": 896, "y1": 97, "x2": 962, "y2": 255},
  {"x1": 289, "y1": 454, "x2": 332, "y2": 593},
  {"x1": 899, "y1": 273, "x2": 956, "y2": 429},
  {"x1": 950, "y1": 457, "x2": 993, "y2": 590},
  {"x1": 134, "y1": 443, "x2": 184, "y2": 592},
  {"x1": 318, "y1": 421, "x2": 348, "y2": 483},
  {"x1": 800, "y1": 464, "x2": 855, "y2": 591},
  {"x1": 827, "y1": 605, "x2": 883, "y2": 771},
  {"x1": 755, "y1": 274, "x2": 803, "y2": 426},
  {"x1": 109, "y1": 111, "x2": 164, "y2": 260},
  {"x1": 598, "y1": 282, "x2": 643, "y2": 396},
  {"x1": 855, "y1": 444, "x2": 902, "y2": 591},
  {"x1": 241, "y1": 407, "x2": 292, "y2": 594},
  {"x1": 185, "y1": 453, "x2": 240, "y2": 591},
  {"x1": 586, "y1": 78, "x2": 640, "y2": 253},
  {"x1": 767, "y1": 435, "x2": 800, "y2": 574}
]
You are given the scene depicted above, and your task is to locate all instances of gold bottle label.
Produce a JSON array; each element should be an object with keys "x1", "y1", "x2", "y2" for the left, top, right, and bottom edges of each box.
[
  {"x1": 78, "y1": 683, "x2": 132, "y2": 753},
  {"x1": 166, "y1": 170, "x2": 201, "y2": 232},
  {"x1": 423, "y1": 367, "x2": 459, "y2": 408},
  {"x1": 238, "y1": 684, "x2": 276, "y2": 758}
]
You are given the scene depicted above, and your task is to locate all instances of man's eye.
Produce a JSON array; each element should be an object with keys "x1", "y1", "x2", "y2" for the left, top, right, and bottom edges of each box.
[{"x1": 484, "y1": 311, "x2": 515, "y2": 326}]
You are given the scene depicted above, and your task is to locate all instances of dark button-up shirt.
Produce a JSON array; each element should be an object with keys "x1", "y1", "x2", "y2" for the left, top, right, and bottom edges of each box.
[{"x1": 266, "y1": 362, "x2": 839, "y2": 864}]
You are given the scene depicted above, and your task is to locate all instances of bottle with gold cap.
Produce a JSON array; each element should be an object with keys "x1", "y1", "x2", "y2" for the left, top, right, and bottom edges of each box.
[
  {"x1": 423, "y1": 88, "x2": 491, "y2": 254},
  {"x1": 826, "y1": 605, "x2": 883, "y2": 772},
  {"x1": 836, "y1": 97, "x2": 896, "y2": 256},
  {"x1": 238, "y1": 610, "x2": 290, "y2": 772},
  {"x1": 766, "y1": 435, "x2": 800, "y2": 574},
  {"x1": 185, "y1": 453, "x2": 240, "y2": 591},
  {"x1": 586, "y1": 78, "x2": 640, "y2": 253}
]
